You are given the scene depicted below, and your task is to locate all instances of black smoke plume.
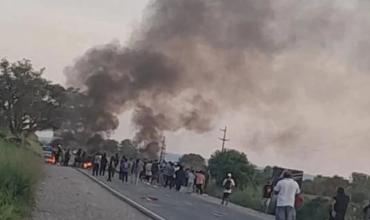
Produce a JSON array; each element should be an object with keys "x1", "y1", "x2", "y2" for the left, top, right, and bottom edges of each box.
[{"x1": 66, "y1": 0, "x2": 370, "y2": 166}]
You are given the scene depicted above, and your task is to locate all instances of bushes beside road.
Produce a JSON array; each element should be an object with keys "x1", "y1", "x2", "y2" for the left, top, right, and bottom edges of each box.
[{"x1": 0, "y1": 134, "x2": 42, "y2": 220}]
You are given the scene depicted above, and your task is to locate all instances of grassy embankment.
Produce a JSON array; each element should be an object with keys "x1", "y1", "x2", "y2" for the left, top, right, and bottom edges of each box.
[{"x1": 0, "y1": 129, "x2": 42, "y2": 220}]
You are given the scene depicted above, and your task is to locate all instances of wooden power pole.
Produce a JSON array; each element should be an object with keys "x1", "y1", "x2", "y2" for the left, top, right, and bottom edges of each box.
[
  {"x1": 159, "y1": 136, "x2": 166, "y2": 162},
  {"x1": 219, "y1": 126, "x2": 229, "y2": 152}
]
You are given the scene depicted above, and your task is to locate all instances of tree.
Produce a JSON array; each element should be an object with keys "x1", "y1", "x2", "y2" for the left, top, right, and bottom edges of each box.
[
  {"x1": 0, "y1": 59, "x2": 64, "y2": 136},
  {"x1": 208, "y1": 149, "x2": 256, "y2": 189},
  {"x1": 119, "y1": 139, "x2": 138, "y2": 159},
  {"x1": 101, "y1": 139, "x2": 119, "y2": 153},
  {"x1": 179, "y1": 153, "x2": 206, "y2": 171}
]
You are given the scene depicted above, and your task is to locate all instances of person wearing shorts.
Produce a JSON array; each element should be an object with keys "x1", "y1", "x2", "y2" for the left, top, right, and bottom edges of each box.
[{"x1": 221, "y1": 173, "x2": 235, "y2": 206}]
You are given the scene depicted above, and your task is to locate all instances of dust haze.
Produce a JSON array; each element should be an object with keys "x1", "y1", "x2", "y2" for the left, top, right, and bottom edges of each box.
[{"x1": 65, "y1": 0, "x2": 370, "y2": 172}]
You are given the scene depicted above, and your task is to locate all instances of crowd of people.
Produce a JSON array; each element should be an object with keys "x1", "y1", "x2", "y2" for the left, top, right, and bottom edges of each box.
[
  {"x1": 52, "y1": 146, "x2": 364, "y2": 220},
  {"x1": 88, "y1": 152, "x2": 208, "y2": 195}
]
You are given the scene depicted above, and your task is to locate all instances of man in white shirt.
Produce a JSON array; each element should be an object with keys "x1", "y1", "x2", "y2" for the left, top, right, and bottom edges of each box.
[
  {"x1": 221, "y1": 173, "x2": 236, "y2": 206},
  {"x1": 274, "y1": 171, "x2": 300, "y2": 220}
]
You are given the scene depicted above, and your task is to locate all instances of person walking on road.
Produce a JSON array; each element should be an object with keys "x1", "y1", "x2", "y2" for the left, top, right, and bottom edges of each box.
[
  {"x1": 151, "y1": 160, "x2": 159, "y2": 185},
  {"x1": 329, "y1": 187, "x2": 350, "y2": 220},
  {"x1": 195, "y1": 171, "x2": 206, "y2": 195},
  {"x1": 164, "y1": 162, "x2": 175, "y2": 189},
  {"x1": 262, "y1": 180, "x2": 273, "y2": 213},
  {"x1": 120, "y1": 157, "x2": 130, "y2": 183},
  {"x1": 274, "y1": 171, "x2": 300, "y2": 220},
  {"x1": 133, "y1": 159, "x2": 144, "y2": 185},
  {"x1": 107, "y1": 155, "x2": 115, "y2": 182},
  {"x1": 92, "y1": 153, "x2": 101, "y2": 176},
  {"x1": 112, "y1": 153, "x2": 119, "y2": 178},
  {"x1": 63, "y1": 149, "x2": 71, "y2": 166},
  {"x1": 186, "y1": 169, "x2": 196, "y2": 193},
  {"x1": 99, "y1": 153, "x2": 108, "y2": 176},
  {"x1": 221, "y1": 173, "x2": 235, "y2": 206},
  {"x1": 145, "y1": 161, "x2": 153, "y2": 184},
  {"x1": 175, "y1": 165, "x2": 186, "y2": 191},
  {"x1": 74, "y1": 148, "x2": 82, "y2": 167}
]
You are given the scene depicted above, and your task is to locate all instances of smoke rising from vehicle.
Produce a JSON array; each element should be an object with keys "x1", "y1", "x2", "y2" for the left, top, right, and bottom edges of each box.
[{"x1": 65, "y1": 0, "x2": 370, "y2": 162}]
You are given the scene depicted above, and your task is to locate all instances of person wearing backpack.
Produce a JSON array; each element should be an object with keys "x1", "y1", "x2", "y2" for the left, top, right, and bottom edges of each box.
[{"x1": 221, "y1": 173, "x2": 235, "y2": 206}]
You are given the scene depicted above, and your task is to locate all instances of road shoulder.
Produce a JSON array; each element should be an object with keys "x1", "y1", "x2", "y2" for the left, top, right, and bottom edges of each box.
[{"x1": 31, "y1": 165, "x2": 150, "y2": 220}]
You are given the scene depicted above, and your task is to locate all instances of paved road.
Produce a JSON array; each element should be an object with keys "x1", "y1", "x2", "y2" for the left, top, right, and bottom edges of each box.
[
  {"x1": 31, "y1": 165, "x2": 150, "y2": 220},
  {"x1": 82, "y1": 169, "x2": 274, "y2": 220}
]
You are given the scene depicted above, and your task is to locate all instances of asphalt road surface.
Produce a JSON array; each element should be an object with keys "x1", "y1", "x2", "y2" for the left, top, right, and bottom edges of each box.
[
  {"x1": 31, "y1": 165, "x2": 150, "y2": 220},
  {"x1": 82, "y1": 169, "x2": 274, "y2": 220}
]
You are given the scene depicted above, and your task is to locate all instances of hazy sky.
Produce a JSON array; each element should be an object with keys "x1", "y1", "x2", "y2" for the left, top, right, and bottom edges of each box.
[{"x1": 2, "y1": 0, "x2": 369, "y2": 177}]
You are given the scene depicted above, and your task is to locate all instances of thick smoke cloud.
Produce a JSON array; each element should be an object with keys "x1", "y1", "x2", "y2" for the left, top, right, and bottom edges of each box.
[{"x1": 66, "y1": 0, "x2": 370, "y2": 165}]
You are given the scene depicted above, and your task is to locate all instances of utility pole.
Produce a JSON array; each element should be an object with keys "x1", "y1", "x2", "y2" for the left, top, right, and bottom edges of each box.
[
  {"x1": 219, "y1": 126, "x2": 229, "y2": 152},
  {"x1": 159, "y1": 136, "x2": 166, "y2": 162}
]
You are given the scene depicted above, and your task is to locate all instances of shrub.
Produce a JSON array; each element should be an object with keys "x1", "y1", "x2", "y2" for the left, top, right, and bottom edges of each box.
[
  {"x1": 297, "y1": 197, "x2": 330, "y2": 220},
  {"x1": 0, "y1": 138, "x2": 41, "y2": 220}
]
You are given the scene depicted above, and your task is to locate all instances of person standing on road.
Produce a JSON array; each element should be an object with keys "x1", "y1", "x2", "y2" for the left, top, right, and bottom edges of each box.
[
  {"x1": 151, "y1": 160, "x2": 159, "y2": 185},
  {"x1": 329, "y1": 187, "x2": 350, "y2": 220},
  {"x1": 164, "y1": 162, "x2": 175, "y2": 189},
  {"x1": 99, "y1": 153, "x2": 108, "y2": 176},
  {"x1": 92, "y1": 153, "x2": 101, "y2": 176},
  {"x1": 63, "y1": 149, "x2": 71, "y2": 166},
  {"x1": 195, "y1": 171, "x2": 206, "y2": 195},
  {"x1": 186, "y1": 169, "x2": 196, "y2": 193},
  {"x1": 221, "y1": 173, "x2": 235, "y2": 206},
  {"x1": 274, "y1": 171, "x2": 300, "y2": 220},
  {"x1": 74, "y1": 148, "x2": 82, "y2": 167},
  {"x1": 175, "y1": 165, "x2": 186, "y2": 191},
  {"x1": 133, "y1": 159, "x2": 144, "y2": 185},
  {"x1": 262, "y1": 180, "x2": 273, "y2": 213},
  {"x1": 163, "y1": 162, "x2": 171, "y2": 187},
  {"x1": 55, "y1": 145, "x2": 63, "y2": 165},
  {"x1": 145, "y1": 161, "x2": 153, "y2": 184},
  {"x1": 121, "y1": 157, "x2": 130, "y2": 183},
  {"x1": 112, "y1": 153, "x2": 119, "y2": 178},
  {"x1": 107, "y1": 155, "x2": 115, "y2": 182}
]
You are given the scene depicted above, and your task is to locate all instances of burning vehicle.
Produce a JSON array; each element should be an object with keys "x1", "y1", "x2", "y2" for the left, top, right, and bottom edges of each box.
[{"x1": 42, "y1": 145, "x2": 56, "y2": 164}]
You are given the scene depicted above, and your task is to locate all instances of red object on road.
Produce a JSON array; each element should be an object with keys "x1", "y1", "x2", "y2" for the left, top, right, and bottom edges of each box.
[{"x1": 83, "y1": 161, "x2": 92, "y2": 169}]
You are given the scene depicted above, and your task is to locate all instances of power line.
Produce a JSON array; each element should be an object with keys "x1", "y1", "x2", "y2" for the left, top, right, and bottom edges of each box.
[{"x1": 219, "y1": 126, "x2": 229, "y2": 152}]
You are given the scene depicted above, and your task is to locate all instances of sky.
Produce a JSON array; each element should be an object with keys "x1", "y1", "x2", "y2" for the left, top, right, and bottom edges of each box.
[{"x1": 2, "y1": 0, "x2": 370, "y2": 177}]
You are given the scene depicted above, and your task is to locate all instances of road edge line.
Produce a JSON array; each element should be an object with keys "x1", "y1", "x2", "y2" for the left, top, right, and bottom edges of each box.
[{"x1": 75, "y1": 168, "x2": 166, "y2": 220}]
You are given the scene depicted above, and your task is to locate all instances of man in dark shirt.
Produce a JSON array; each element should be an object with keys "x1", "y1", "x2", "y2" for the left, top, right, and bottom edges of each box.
[
  {"x1": 262, "y1": 180, "x2": 273, "y2": 213},
  {"x1": 330, "y1": 187, "x2": 350, "y2": 220}
]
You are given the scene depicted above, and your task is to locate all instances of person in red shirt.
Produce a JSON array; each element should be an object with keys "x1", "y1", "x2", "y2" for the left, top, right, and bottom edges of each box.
[{"x1": 195, "y1": 171, "x2": 206, "y2": 194}]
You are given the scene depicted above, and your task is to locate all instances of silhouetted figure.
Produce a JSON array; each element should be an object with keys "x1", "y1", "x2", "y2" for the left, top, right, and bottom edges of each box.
[
  {"x1": 74, "y1": 148, "x2": 82, "y2": 167},
  {"x1": 164, "y1": 162, "x2": 175, "y2": 189},
  {"x1": 107, "y1": 156, "x2": 115, "y2": 182},
  {"x1": 99, "y1": 153, "x2": 108, "y2": 176},
  {"x1": 330, "y1": 187, "x2": 350, "y2": 220},
  {"x1": 151, "y1": 160, "x2": 159, "y2": 184},
  {"x1": 92, "y1": 153, "x2": 101, "y2": 176},
  {"x1": 112, "y1": 153, "x2": 119, "y2": 178},
  {"x1": 120, "y1": 157, "x2": 130, "y2": 183},
  {"x1": 63, "y1": 149, "x2": 70, "y2": 166},
  {"x1": 175, "y1": 165, "x2": 186, "y2": 191}
]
